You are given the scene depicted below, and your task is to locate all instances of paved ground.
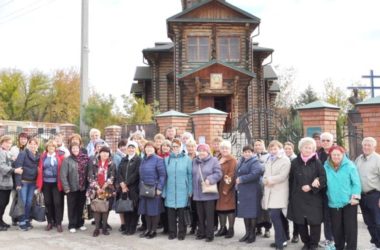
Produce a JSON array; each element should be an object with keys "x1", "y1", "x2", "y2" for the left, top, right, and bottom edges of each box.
[{"x1": 0, "y1": 207, "x2": 373, "y2": 250}]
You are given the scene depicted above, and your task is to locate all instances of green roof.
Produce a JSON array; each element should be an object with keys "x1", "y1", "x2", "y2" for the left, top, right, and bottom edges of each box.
[
  {"x1": 356, "y1": 96, "x2": 380, "y2": 106},
  {"x1": 134, "y1": 66, "x2": 152, "y2": 80},
  {"x1": 264, "y1": 65, "x2": 277, "y2": 80},
  {"x1": 191, "y1": 107, "x2": 227, "y2": 115},
  {"x1": 130, "y1": 83, "x2": 143, "y2": 93},
  {"x1": 167, "y1": 0, "x2": 260, "y2": 24},
  {"x1": 155, "y1": 110, "x2": 189, "y2": 117},
  {"x1": 296, "y1": 100, "x2": 340, "y2": 110},
  {"x1": 178, "y1": 60, "x2": 255, "y2": 79},
  {"x1": 269, "y1": 82, "x2": 280, "y2": 93},
  {"x1": 143, "y1": 43, "x2": 173, "y2": 53}
]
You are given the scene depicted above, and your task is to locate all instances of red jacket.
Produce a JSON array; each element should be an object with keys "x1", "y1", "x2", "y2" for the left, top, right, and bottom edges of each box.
[{"x1": 36, "y1": 151, "x2": 65, "y2": 192}]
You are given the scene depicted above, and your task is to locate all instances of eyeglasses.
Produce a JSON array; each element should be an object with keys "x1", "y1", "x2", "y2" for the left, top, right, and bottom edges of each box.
[
  {"x1": 172, "y1": 145, "x2": 180, "y2": 148},
  {"x1": 321, "y1": 139, "x2": 331, "y2": 142}
]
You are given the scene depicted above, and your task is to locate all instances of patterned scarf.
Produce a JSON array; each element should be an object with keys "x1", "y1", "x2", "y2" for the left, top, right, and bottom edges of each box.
[
  {"x1": 73, "y1": 152, "x2": 89, "y2": 190},
  {"x1": 97, "y1": 160, "x2": 109, "y2": 187}
]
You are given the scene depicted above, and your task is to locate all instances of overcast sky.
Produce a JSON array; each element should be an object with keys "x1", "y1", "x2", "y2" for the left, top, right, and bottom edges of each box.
[{"x1": 1, "y1": 0, "x2": 380, "y2": 106}]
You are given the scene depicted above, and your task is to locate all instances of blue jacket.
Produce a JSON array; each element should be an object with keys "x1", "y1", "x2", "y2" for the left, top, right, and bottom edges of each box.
[
  {"x1": 324, "y1": 155, "x2": 361, "y2": 208},
  {"x1": 139, "y1": 154, "x2": 166, "y2": 191},
  {"x1": 162, "y1": 152, "x2": 192, "y2": 208},
  {"x1": 14, "y1": 148, "x2": 40, "y2": 186},
  {"x1": 192, "y1": 155, "x2": 222, "y2": 201}
]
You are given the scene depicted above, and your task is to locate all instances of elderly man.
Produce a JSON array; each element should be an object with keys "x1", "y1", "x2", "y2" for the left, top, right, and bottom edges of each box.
[
  {"x1": 355, "y1": 137, "x2": 380, "y2": 250},
  {"x1": 317, "y1": 132, "x2": 335, "y2": 249}
]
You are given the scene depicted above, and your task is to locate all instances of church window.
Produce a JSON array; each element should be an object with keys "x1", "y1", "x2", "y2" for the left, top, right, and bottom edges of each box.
[
  {"x1": 187, "y1": 36, "x2": 209, "y2": 62},
  {"x1": 218, "y1": 36, "x2": 240, "y2": 62}
]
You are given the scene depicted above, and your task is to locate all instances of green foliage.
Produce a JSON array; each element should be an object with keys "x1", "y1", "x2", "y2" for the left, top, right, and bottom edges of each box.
[
  {"x1": 122, "y1": 94, "x2": 153, "y2": 124},
  {"x1": 274, "y1": 66, "x2": 298, "y2": 108},
  {"x1": 0, "y1": 69, "x2": 24, "y2": 120},
  {"x1": 296, "y1": 85, "x2": 319, "y2": 107},
  {"x1": 83, "y1": 93, "x2": 125, "y2": 132}
]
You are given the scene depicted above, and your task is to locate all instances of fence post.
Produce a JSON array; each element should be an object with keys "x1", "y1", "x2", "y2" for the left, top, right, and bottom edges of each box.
[
  {"x1": 105, "y1": 125, "x2": 122, "y2": 153},
  {"x1": 59, "y1": 123, "x2": 77, "y2": 147}
]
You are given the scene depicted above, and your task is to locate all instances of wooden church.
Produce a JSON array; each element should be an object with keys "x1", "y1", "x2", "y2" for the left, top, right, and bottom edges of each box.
[{"x1": 131, "y1": 0, "x2": 279, "y2": 135}]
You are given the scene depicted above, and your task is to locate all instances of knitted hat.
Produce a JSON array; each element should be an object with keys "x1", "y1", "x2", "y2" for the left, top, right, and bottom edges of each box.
[
  {"x1": 127, "y1": 140, "x2": 138, "y2": 148},
  {"x1": 197, "y1": 143, "x2": 211, "y2": 153}
]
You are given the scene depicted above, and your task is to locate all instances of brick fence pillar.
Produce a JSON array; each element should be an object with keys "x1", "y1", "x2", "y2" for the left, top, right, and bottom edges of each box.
[
  {"x1": 105, "y1": 125, "x2": 122, "y2": 153},
  {"x1": 155, "y1": 110, "x2": 190, "y2": 137},
  {"x1": 23, "y1": 125, "x2": 38, "y2": 137},
  {"x1": 191, "y1": 107, "x2": 227, "y2": 145},
  {"x1": 59, "y1": 123, "x2": 77, "y2": 147},
  {"x1": 297, "y1": 100, "x2": 340, "y2": 138},
  {"x1": 357, "y1": 96, "x2": 380, "y2": 154}
]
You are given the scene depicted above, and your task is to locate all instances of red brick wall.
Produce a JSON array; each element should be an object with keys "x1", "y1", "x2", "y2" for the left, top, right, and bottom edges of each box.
[
  {"x1": 357, "y1": 105, "x2": 380, "y2": 153},
  {"x1": 155, "y1": 116, "x2": 190, "y2": 137},
  {"x1": 192, "y1": 114, "x2": 227, "y2": 144},
  {"x1": 298, "y1": 108, "x2": 339, "y2": 138}
]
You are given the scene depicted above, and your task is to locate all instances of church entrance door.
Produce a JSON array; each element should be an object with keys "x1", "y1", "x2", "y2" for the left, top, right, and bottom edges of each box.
[{"x1": 199, "y1": 95, "x2": 232, "y2": 132}]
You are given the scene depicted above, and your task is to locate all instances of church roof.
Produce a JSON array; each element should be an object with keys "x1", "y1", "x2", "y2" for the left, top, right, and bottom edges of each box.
[
  {"x1": 177, "y1": 60, "x2": 256, "y2": 79},
  {"x1": 130, "y1": 83, "x2": 144, "y2": 93},
  {"x1": 143, "y1": 42, "x2": 173, "y2": 53},
  {"x1": 192, "y1": 107, "x2": 227, "y2": 115},
  {"x1": 356, "y1": 96, "x2": 380, "y2": 106},
  {"x1": 296, "y1": 100, "x2": 340, "y2": 110},
  {"x1": 134, "y1": 66, "x2": 152, "y2": 80},
  {"x1": 264, "y1": 65, "x2": 277, "y2": 80},
  {"x1": 156, "y1": 110, "x2": 189, "y2": 117}
]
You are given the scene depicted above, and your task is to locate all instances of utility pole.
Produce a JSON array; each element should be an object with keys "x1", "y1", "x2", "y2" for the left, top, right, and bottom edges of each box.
[{"x1": 80, "y1": 0, "x2": 89, "y2": 134}]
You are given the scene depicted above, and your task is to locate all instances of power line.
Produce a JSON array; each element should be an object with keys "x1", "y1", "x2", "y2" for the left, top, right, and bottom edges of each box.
[{"x1": 0, "y1": 0, "x2": 56, "y2": 25}]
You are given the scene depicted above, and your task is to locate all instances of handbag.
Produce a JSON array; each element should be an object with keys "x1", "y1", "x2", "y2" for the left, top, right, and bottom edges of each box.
[
  {"x1": 9, "y1": 191, "x2": 25, "y2": 219},
  {"x1": 90, "y1": 198, "x2": 109, "y2": 213},
  {"x1": 198, "y1": 164, "x2": 218, "y2": 194},
  {"x1": 31, "y1": 192, "x2": 46, "y2": 222},
  {"x1": 183, "y1": 199, "x2": 192, "y2": 226},
  {"x1": 139, "y1": 183, "x2": 156, "y2": 198},
  {"x1": 115, "y1": 196, "x2": 134, "y2": 213}
]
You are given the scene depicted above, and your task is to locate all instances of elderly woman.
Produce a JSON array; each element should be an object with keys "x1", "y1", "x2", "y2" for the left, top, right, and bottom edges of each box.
[
  {"x1": 118, "y1": 141, "x2": 141, "y2": 235},
  {"x1": 61, "y1": 142, "x2": 90, "y2": 233},
  {"x1": 158, "y1": 139, "x2": 171, "y2": 159},
  {"x1": 284, "y1": 142, "x2": 297, "y2": 161},
  {"x1": 14, "y1": 137, "x2": 40, "y2": 231},
  {"x1": 138, "y1": 141, "x2": 166, "y2": 239},
  {"x1": 0, "y1": 135, "x2": 23, "y2": 231},
  {"x1": 162, "y1": 138, "x2": 192, "y2": 240},
  {"x1": 185, "y1": 139, "x2": 198, "y2": 234},
  {"x1": 180, "y1": 132, "x2": 194, "y2": 154},
  {"x1": 236, "y1": 145, "x2": 263, "y2": 243},
  {"x1": 68, "y1": 133, "x2": 87, "y2": 155},
  {"x1": 262, "y1": 140, "x2": 291, "y2": 250},
  {"x1": 288, "y1": 137, "x2": 326, "y2": 250},
  {"x1": 87, "y1": 146, "x2": 116, "y2": 237},
  {"x1": 215, "y1": 140, "x2": 237, "y2": 238},
  {"x1": 36, "y1": 139, "x2": 65, "y2": 232},
  {"x1": 192, "y1": 143, "x2": 222, "y2": 242},
  {"x1": 10, "y1": 132, "x2": 29, "y2": 160},
  {"x1": 186, "y1": 139, "x2": 197, "y2": 160},
  {"x1": 324, "y1": 145, "x2": 361, "y2": 250},
  {"x1": 154, "y1": 133, "x2": 165, "y2": 155}
]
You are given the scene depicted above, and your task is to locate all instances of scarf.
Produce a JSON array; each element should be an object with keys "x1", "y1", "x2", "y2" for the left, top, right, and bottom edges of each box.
[
  {"x1": 73, "y1": 152, "x2": 89, "y2": 190},
  {"x1": 128, "y1": 153, "x2": 136, "y2": 160},
  {"x1": 301, "y1": 152, "x2": 316, "y2": 165},
  {"x1": 97, "y1": 160, "x2": 109, "y2": 187},
  {"x1": 46, "y1": 152, "x2": 57, "y2": 166}
]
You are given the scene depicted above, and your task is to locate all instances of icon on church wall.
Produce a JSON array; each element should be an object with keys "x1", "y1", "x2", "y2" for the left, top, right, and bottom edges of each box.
[{"x1": 210, "y1": 73, "x2": 223, "y2": 89}]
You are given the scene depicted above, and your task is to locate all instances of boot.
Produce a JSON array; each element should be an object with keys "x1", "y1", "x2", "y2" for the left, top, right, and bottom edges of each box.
[
  {"x1": 215, "y1": 226, "x2": 227, "y2": 237},
  {"x1": 239, "y1": 219, "x2": 251, "y2": 242},
  {"x1": 225, "y1": 227, "x2": 234, "y2": 238},
  {"x1": 246, "y1": 219, "x2": 256, "y2": 243}
]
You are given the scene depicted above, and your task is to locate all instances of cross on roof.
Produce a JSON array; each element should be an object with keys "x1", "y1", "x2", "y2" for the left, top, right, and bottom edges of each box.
[{"x1": 348, "y1": 70, "x2": 380, "y2": 98}]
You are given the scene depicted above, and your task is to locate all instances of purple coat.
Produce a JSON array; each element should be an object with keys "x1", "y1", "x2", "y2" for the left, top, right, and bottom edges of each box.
[{"x1": 192, "y1": 155, "x2": 222, "y2": 201}]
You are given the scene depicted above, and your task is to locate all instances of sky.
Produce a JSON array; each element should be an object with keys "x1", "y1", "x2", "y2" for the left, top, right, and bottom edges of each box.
[{"x1": 1, "y1": 0, "x2": 380, "y2": 107}]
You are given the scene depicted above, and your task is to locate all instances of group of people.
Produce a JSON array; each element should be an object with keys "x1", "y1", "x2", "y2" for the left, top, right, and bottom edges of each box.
[{"x1": 0, "y1": 127, "x2": 380, "y2": 250}]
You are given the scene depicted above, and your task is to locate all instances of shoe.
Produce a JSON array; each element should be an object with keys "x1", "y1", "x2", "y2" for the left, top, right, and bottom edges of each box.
[
  {"x1": 106, "y1": 224, "x2": 112, "y2": 231},
  {"x1": 69, "y1": 228, "x2": 76, "y2": 233},
  {"x1": 319, "y1": 240, "x2": 333, "y2": 248},
  {"x1": 119, "y1": 224, "x2": 126, "y2": 232},
  {"x1": 19, "y1": 224, "x2": 28, "y2": 231},
  {"x1": 0, "y1": 225, "x2": 7, "y2": 231},
  {"x1": 301, "y1": 245, "x2": 309, "y2": 250},
  {"x1": 309, "y1": 247, "x2": 318, "y2": 250},
  {"x1": 215, "y1": 226, "x2": 227, "y2": 237},
  {"x1": 205, "y1": 237, "x2": 213, "y2": 242},
  {"x1": 140, "y1": 231, "x2": 150, "y2": 238},
  {"x1": 93, "y1": 229, "x2": 100, "y2": 237},
  {"x1": 102, "y1": 229, "x2": 110, "y2": 235},
  {"x1": 0, "y1": 221, "x2": 10, "y2": 229},
  {"x1": 256, "y1": 228, "x2": 262, "y2": 236},
  {"x1": 91, "y1": 220, "x2": 95, "y2": 225},
  {"x1": 264, "y1": 230, "x2": 270, "y2": 238},
  {"x1": 213, "y1": 226, "x2": 218, "y2": 231},
  {"x1": 225, "y1": 227, "x2": 234, "y2": 238},
  {"x1": 196, "y1": 235, "x2": 205, "y2": 240},
  {"x1": 168, "y1": 234, "x2": 176, "y2": 240},
  {"x1": 178, "y1": 235, "x2": 185, "y2": 240},
  {"x1": 79, "y1": 226, "x2": 87, "y2": 231},
  {"x1": 189, "y1": 228, "x2": 195, "y2": 235},
  {"x1": 137, "y1": 225, "x2": 146, "y2": 231},
  {"x1": 147, "y1": 231, "x2": 157, "y2": 239},
  {"x1": 57, "y1": 225, "x2": 63, "y2": 233},
  {"x1": 275, "y1": 248, "x2": 284, "y2": 250},
  {"x1": 26, "y1": 221, "x2": 33, "y2": 229},
  {"x1": 291, "y1": 235, "x2": 299, "y2": 243},
  {"x1": 45, "y1": 223, "x2": 53, "y2": 231}
]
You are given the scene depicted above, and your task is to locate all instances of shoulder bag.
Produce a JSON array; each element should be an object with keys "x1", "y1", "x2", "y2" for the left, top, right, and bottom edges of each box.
[{"x1": 198, "y1": 164, "x2": 218, "y2": 194}]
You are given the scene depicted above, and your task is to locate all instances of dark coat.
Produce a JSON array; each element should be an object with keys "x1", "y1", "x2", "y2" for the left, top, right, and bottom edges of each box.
[
  {"x1": 216, "y1": 154, "x2": 237, "y2": 211},
  {"x1": 14, "y1": 149, "x2": 40, "y2": 186},
  {"x1": 118, "y1": 154, "x2": 141, "y2": 205},
  {"x1": 236, "y1": 156, "x2": 263, "y2": 218},
  {"x1": 138, "y1": 154, "x2": 166, "y2": 216},
  {"x1": 60, "y1": 155, "x2": 89, "y2": 192},
  {"x1": 287, "y1": 154, "x2": 326, "y2": 225}
]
